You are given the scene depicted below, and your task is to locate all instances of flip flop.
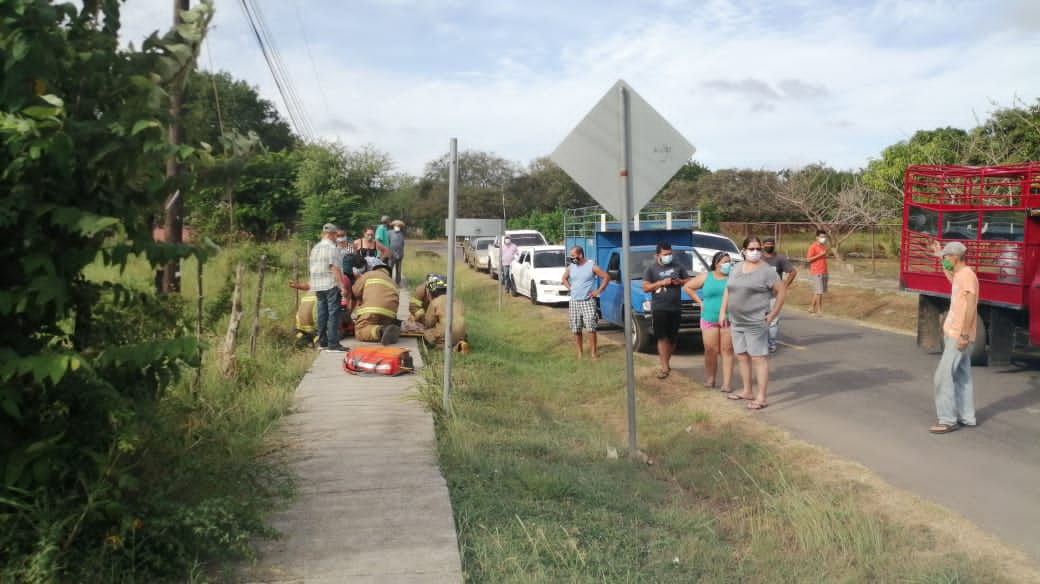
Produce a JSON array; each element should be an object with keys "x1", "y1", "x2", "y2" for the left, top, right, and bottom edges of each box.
[
  {"x1": 719, "y1": 387, "x2": 734, "y2": 393},
  {"x1": 929, "y1": 423, "x2": 960, "y2": 434},
  {"x1": 656, "y1": 369, "x2": 670, "y2": 379},
  {"x1": 747, "y1": 401, "x2": 768, "y2": 410},
  {"x1": 728, "y1": 394, "x2": 753, "y2": 401}
]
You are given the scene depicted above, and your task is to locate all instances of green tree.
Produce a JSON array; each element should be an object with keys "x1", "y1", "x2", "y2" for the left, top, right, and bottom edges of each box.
[
  {"x1": 862, "y1": 127, "x2": 970, "y2": 206},
  {"x1": 183, "y1": 69, "x2": 296, "y2": 153},
  {"x1": 0, "y1": 0, "x2": 215, "y2": 578},
  {"x1": 297, "y1": 143, "x2": 395, "y2": 238}
]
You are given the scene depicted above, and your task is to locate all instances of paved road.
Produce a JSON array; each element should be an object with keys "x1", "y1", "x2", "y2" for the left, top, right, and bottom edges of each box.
[{"x1": 669, "y1": 312, "x2": 1040, "y2": 563}]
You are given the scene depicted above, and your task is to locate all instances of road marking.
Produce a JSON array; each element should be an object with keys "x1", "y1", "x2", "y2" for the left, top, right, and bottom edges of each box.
[{"x1": 777, "y1": 341, "x2": 807, "y2": 351}]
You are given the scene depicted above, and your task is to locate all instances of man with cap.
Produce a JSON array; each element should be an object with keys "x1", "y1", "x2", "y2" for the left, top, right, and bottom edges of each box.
[
  {"x1": 928, "y1": 240, "x2": 978, "y2": 434},
  {"x1": 762, "y1": 236, "x2": 798, "y2": 353},
  {"x1": 375, "y1": 215, "x2": 391, "y2": 249},
  {"x1": 308, "y1": 223, "x2": 349, "y2": 351},
  {"x1": 388, "y1": 219, "x2": 406, "y2": 285}
]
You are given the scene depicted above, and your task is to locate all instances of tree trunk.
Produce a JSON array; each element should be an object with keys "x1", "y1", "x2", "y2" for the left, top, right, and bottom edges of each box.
[
  {"x1": 219, "y1": 263, "x2": 244, "y2": 377},
  {"x1": 193, "y1": 257, "x2": 204, "y2": 392},
  {"x1": 248, "y1": 254, "x2": 267, "y2": 357}
]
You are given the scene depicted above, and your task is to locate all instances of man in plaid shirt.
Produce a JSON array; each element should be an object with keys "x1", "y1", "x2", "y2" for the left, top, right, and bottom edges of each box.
[{"x1": 309, "y1": 223, "x2": 349, "y2": 351}]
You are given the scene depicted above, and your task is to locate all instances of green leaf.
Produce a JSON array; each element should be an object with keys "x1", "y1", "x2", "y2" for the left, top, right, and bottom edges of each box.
[
  {"x1": 39, "y1": 94, "x2": 63, "y2": 107},
  {"x1": 21, "y1": 105, "x2": 61, "y2": 119},
  {"x1": 131, "y1": 119, "x2": 161, "y2": 135}
]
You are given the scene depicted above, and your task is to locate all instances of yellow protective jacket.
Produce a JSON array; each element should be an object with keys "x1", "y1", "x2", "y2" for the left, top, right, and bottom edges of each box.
[
  {"x1": 352, "y1": 267, "x2": 399, "y2": 320},
  {"x1": 422, "y1": 294, "x2": 466, "y2": 344},
  {"x1": 409, "y1": 283, "x2": 432, "y2": 320},
  {"x1": 295, "y1": 292, "x2": 316, "y2": 332}
]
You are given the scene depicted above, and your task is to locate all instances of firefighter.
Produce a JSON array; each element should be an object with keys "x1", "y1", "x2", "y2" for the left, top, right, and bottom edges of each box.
[
  {"x1": 422, "y1": 277, "x2": 468, "y2": 352},
  {"x1": 409, "y1": 273, "x2": 446, "y2": 322},
  {"x1": 351, "y1": 256, "x2": 401, "y2": 345},
  {"x1": 288, "y1": 281, "x2": 352, "y2": 345}
]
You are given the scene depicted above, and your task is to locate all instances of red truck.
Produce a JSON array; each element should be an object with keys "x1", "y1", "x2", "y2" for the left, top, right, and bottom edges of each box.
[{"x1": 900, "y1": 162, "x2": 1039, "y2": 366}]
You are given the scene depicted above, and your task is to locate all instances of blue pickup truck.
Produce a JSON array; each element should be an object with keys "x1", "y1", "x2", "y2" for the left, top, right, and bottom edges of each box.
[{"x1": 563, "y1": 206, "x2": 710, "y2": 352}]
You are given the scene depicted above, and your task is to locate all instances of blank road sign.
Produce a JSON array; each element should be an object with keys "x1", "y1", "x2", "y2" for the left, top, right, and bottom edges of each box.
[{"x1": 550, "y1": 80, "x2": 695, "y2": 219}]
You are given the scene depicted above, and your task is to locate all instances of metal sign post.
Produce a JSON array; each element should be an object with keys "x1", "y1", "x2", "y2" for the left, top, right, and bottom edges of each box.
[
  {"x1": 443, "y1": 138, "x2": 459, "y2": 412},
  {"x1": 550, "y1": 79, "x2": 695, "y2": 458},
  {"x1": 617, "y1": 87, "x2": 638, "y2": 455}
]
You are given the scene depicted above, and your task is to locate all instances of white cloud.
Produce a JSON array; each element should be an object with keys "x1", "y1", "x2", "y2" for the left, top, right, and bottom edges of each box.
[{"x1": 118, "y1": 0, "x2": 1040, "y2": 175}]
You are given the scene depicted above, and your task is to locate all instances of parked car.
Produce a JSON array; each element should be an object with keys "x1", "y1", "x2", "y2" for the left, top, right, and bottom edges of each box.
[
  {"x1": 692, "y1": 230, "x2": 741, "y2": 262},
  {"x1": 464, "y1": 236, "x2": 495, "y2": 271},
  {"x1": 509, "y1": 245, "x2": 570, "y2": 304},
  {"x1": 488, "y1": 229, "x2": 548, "y2": 279}
]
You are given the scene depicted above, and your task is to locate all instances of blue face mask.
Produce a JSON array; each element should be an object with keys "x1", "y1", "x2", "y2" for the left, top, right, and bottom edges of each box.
[
  {"x1": 720, "y1": 263, "x2": 732, "y2": 275},
  {"x1": 660, "y1": 254, "x2": 673, "y2": 265}
]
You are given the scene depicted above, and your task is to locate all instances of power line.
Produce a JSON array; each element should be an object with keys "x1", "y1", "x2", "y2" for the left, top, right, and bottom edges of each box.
[
  {"x1": 248, "y1": 0, "x2": 314, "y2": 138},
  {"x1": 290, "y1": 0, "x2": 332, "y2": 117},
  {"x1": 237, "y1": 0, "x2": 314, "y2": 141}
]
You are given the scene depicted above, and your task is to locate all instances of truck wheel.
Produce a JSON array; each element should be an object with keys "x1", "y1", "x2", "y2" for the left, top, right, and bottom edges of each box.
[
  {"x1": 489, "y1": 259, "x2": 497, "y2": 279},
  {"x1": 529, "y1": 282, "x2": 538, "y2": 304},
  {"x1": 970, "y1": 317, "x2": 988, "y2": 366},
  {"x1": 631, "y1": 314, "x2": 654, "y2": 353},
  {"x1": 917, "y1": 295, "x2": 946, "y2": 354}
]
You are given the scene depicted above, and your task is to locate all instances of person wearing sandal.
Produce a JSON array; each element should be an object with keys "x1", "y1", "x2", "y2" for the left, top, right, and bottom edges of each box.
[
  {"x1": 684, "y1": 251, "x2": 735, "y2": 393},
  {"x1": 719, "y1": 236, "x2": 787, "y2": 410},
  {"x1": 642, "y1": 242, "x2": 691, "y2": 379},
  {"x1": 929, "y1": 241, "x2": 978, "y2": 435}
]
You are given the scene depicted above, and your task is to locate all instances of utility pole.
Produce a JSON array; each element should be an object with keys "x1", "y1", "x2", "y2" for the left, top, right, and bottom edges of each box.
[{"x1": 161, "y1": 0, "x2": 190, "y2": 294}]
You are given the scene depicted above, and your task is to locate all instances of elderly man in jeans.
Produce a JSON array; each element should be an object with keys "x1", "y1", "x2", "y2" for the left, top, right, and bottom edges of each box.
[
  {"x1": 309, "y1": 223, "x2": 349, "y2": 352},
  {"x1": 930, "y1": 241, "x2": 978, "y2": 434}
]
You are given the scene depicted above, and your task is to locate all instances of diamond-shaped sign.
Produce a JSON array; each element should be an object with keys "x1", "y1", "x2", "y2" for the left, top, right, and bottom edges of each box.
[{"x1": 551, "y1": 80, "x2": 695, "y2": 220}]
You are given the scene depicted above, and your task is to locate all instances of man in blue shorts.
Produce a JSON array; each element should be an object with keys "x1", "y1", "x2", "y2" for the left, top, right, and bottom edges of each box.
[{"x1": 562, "y1": 246, "x2": 609, "y2": 359}]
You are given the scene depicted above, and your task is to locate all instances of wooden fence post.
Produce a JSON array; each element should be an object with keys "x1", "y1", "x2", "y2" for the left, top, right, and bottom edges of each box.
[
  {"x1": 219, "y1": 263, "x2": 244, "y2": 377},
  {"x1": 248, "y1": 254, "x2": 267, "y2": 357}
]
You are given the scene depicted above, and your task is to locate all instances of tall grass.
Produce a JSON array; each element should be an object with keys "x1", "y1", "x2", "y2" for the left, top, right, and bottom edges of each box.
[
  {"x1": 406, "y1": 251, "x2": 1008, "y2": 583},
  {"x1": 69, "y1": 241, "x2": 313, "y2": 582}
]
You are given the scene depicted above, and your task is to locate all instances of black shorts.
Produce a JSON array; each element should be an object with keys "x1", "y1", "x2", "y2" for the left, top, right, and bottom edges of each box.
[{"x1": 651, "y1": 310, "x2": 681, "y2": 343}]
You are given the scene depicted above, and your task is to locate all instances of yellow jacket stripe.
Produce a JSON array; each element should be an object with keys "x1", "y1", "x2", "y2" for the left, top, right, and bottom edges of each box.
[
  {"x1": 356, "y1": 305, "x2": 397, "y2": 318},
  {"x1": 364, "y1": 277, "x2": 396, "y2": 290}
]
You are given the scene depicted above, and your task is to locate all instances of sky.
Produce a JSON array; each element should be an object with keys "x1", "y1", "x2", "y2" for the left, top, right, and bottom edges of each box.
[{"x1": 120, "y1": 0, "x2": 1040, "y2": 177}]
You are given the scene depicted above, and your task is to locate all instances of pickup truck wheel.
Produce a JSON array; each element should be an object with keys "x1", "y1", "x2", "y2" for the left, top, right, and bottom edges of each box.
[
  {"x1": 631, "y1": 314, "x2": 654, "y2": 353},
  {"x1": 489, "y1": 259, "x2": 497, "y2": 279},
  {"x1": 530, "y1": 282, "x2": 539, "y2": 304},
  {"x1": 508, "y1": 277, "x2": 519, "y2": 298}
]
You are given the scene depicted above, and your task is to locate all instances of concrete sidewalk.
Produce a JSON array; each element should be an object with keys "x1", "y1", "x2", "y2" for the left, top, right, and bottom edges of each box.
[{"x1": 241, "y1": 292, "x2": 463, "y2": 583}]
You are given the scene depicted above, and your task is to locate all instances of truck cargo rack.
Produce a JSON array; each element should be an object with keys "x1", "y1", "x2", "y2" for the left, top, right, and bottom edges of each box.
[
  {"x1": 901, "y1": 163, "x2": 1038, "y2": 307},
  {"x1": 564, "y1": 205, "x2": 700, "y2": 240}
]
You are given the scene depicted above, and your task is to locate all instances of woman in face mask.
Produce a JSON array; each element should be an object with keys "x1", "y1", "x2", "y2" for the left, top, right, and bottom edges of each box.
[
  {"x1": 683, "y1": 251, "x2": 735, "y2": 392},
  {"x1": 718, "y1": 236, "x2": 787, "y2": 410}
]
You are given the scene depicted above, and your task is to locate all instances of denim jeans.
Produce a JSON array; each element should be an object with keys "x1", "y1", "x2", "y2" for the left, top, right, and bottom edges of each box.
[
  {"x1": 501, "y1": 265, "x2": 512, "y2": 292},
  {"x1": 315, "y1": 288, "x2": 342, "y2": 348},
  {"x1": 767, "y1": 297, "x2": 779, "y2": 350},
  {"x1": 933, "y1": 336, "x2": 975, "y2": 426}
]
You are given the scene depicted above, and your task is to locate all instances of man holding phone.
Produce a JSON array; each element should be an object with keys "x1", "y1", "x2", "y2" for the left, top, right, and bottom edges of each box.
[{"x1": 642, "y1": 242, "x2": 691, "y2": 379}]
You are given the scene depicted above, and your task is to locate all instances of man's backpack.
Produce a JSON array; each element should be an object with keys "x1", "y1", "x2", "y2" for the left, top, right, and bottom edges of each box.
[{"x1": 342, "y1": 346, "x2": 414, "y2": 376}]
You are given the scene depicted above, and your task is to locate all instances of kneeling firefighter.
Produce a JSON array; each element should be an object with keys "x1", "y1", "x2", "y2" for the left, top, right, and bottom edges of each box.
[
  {"x1": 351, "y1": 256, "x2": 401, "y2": 345},
  {"x1": 422, "y1": 277, "x2": 468, "y2": 352},
  {"x1": 409, "y1": 272, "x2": 446, "y2": 321}
]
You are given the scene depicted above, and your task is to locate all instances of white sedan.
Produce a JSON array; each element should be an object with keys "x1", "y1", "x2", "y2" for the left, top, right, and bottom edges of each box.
[{"x1": 509, "y1": 245, "x2": 570, "y2": 304}]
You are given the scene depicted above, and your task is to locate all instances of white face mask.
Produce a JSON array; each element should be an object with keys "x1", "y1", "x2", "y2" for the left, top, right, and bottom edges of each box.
[
  {"x1": 393, "y1": 226, "x2": 401, "y2": 232},
  {"x1": 818, "y1": 237, "x2": 827, "y2": 244},
  {"x1": 745, "y1": 250, "x2": 763, "y2": 262},
  {"x1": 503, "y1": 238, "x2": 511, "y2": 245}
]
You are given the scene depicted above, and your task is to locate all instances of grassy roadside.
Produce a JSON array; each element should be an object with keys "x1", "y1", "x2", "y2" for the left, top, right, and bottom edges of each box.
[
  {"x1": 74, "y1": 242, "x2": 312, "y2": 582},
  {"x1": 406, "y1": 250, "x2": 1034, "y2": 583}
]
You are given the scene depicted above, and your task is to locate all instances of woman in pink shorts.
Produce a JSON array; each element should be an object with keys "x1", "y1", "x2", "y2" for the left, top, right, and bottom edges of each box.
[{"x1": 683, "y1": 251, "x2": 734, "y2": 392}]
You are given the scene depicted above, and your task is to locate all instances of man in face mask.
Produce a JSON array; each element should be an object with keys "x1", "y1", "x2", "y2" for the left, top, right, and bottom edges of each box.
[
  {"x1": 806, "y1": 229, "x2": 829, "y2": 316},
  {"x1": 642, "y1": 242, "x2": 691, "y2": 378},
  {"x1": 499, "y1": 236, "x2": 519, "y2": 294},
  {"x1": 388, "y1": 220, "x2": 406, "y2": 285},
  {"x1": 761, "y1": 236, "x2": 798, "y2": 353},
  {"x1": 561, "y1": 246, "x2": 610, "y2": 359},
  {"x1": 928, "y1": 241, "x2": 978, "y2": 434}
]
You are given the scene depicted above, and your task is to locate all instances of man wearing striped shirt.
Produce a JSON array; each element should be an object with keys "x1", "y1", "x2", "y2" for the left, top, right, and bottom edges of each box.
[{"x1": 309, "y1": 223, "x2": 349, "y2": 351}]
